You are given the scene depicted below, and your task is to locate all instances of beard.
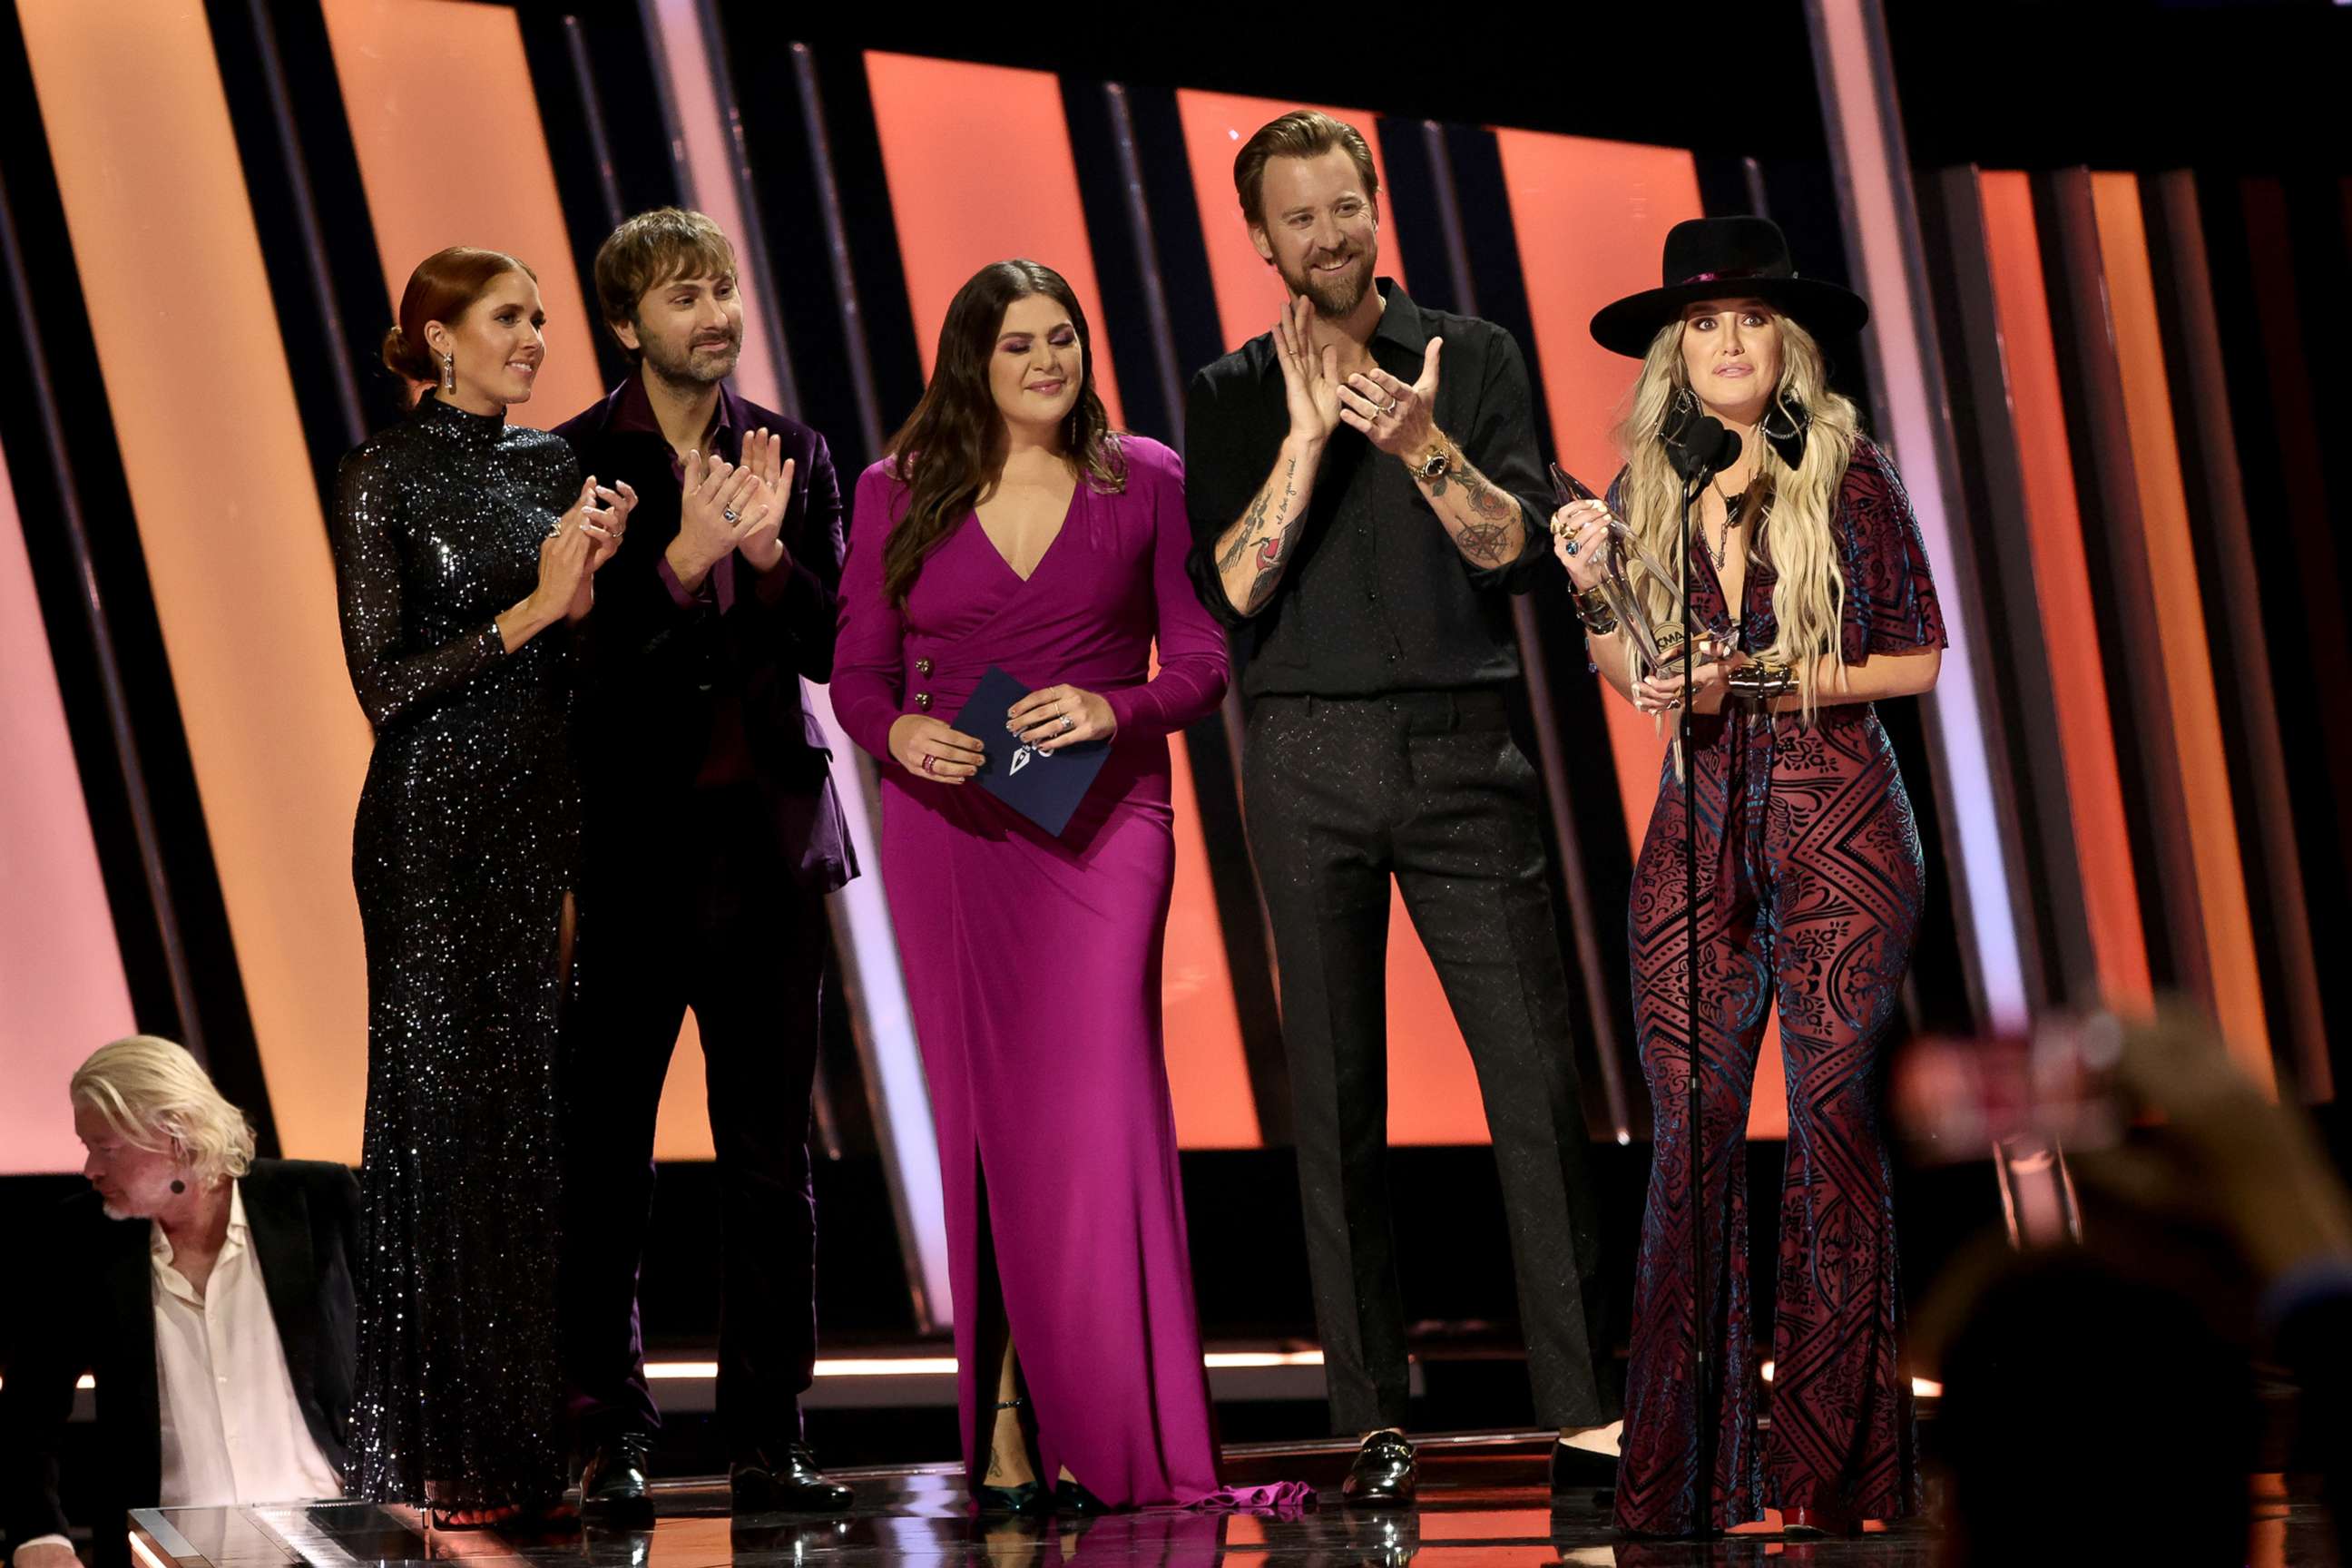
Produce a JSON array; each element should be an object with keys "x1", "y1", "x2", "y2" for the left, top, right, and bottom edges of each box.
[
  {"x1": 642, "y1": 326, "x2": 742, "y2": 388},
  {"x1": 1279, "y1": 245, "x2": 1376, "y2": 319}
]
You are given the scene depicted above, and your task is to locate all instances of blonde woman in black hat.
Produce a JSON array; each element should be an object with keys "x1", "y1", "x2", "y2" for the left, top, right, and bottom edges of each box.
[{"x1": 1556, "y1": 217, "x2": 1944, "y2": 1537}]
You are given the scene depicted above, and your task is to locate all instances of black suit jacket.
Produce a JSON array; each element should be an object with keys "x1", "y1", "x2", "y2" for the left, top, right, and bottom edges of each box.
[
  {"x1": 0, "y1": 1161, "x2": 358, "y2": 1568},
  {"x1": 553, "y1": 379, "x2": 855, "y2": 893}
]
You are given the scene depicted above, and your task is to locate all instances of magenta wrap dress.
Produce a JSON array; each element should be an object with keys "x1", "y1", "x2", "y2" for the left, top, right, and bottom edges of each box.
[{"x1": 833, "y1": 436, "x2": 1284, "y2": 1509}]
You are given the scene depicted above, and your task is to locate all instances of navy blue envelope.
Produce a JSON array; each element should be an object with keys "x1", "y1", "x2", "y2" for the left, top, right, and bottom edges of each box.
[{"x1": 949, "y1": 666, "x2": 1112, "y2": 838}]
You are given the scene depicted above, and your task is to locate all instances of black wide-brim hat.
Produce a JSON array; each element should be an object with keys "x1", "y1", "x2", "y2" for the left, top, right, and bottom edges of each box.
[{"x1": 1588, "y1": 215, "x2": 1869, "y2": 358}]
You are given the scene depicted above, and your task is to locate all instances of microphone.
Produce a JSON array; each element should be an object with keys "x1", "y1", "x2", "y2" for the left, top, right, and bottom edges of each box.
[{"x1": 1666, "y1": 414, "x2": 1743, "y2": 485}]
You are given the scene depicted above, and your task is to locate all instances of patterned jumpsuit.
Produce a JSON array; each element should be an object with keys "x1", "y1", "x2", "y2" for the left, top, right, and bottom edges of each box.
[{"x1": 1611, "y1": 437, "x2": 1944, "y2": 1534}]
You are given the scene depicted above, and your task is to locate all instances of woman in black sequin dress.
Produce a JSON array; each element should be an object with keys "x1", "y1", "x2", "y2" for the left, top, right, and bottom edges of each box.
[{"x1": 330, "y1": 248, "x2": 629, "y2": 1525}]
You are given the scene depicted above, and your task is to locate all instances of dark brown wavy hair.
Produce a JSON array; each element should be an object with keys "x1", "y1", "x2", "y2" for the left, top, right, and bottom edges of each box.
[{"x1": 882, "y1": 260, "x2": 1122, "y2": 606}]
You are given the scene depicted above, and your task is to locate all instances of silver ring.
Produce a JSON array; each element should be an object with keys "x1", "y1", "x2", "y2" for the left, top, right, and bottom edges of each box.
[
  {"x1": 1381, "y1": 397, "x2": 1399, "y2": 416},
  {"x1": 1059, "y1": 716, "x2": 1074, "y2": 735},
  {"x1": 722, "y1": 507, "x2": 740, "y2": 524}
]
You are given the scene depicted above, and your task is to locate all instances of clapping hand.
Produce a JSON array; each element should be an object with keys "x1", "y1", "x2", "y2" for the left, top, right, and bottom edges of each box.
[
  {"x1": 1276, "y1": 295, "x2": 1341, "y2": 446},
  {"x1": 672, "y1": 449, "x2": 761, "y2": 585},
  {"x1": 731, "y1": 428, "x2": 799, "y2": 574},
  {"x1": 558, "y1": 475, "x2": 629, "y2": 619},
  {"x1": 1338, "y1": 337, "x2": 1441, "y2": 458}
]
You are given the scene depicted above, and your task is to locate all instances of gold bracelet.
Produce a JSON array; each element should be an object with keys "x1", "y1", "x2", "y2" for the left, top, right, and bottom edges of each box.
[{"x1": 1573, "y1": 584, "x2": 1618, "y2": 635}]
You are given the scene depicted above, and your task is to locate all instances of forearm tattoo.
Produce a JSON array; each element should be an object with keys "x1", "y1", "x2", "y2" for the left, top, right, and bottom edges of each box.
[
  {"x1": 1223, "y1": 456, "x2": 1304, "y2": 613},
  {"x1": 1439, "y1": 460, "x2": 1521, "y2": 565},
  {"x1": 1218, "y1": 487, "x2": 1271, "y2": 573}
]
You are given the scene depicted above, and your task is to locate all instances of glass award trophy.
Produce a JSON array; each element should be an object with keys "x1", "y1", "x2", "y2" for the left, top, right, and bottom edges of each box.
[{"x1": 1549, "y1": 464, "x2": 1689, "y2": 678}]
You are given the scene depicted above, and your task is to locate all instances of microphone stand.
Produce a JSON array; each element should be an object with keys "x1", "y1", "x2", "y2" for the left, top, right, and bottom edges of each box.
[{"x1": 1677, "y1": 466, "x2": 1713, "y2": 1539}]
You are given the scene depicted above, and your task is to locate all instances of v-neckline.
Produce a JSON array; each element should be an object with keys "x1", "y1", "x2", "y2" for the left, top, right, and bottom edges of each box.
[
  {"x1": 1695, "y1": 507, "x2": 1749, "y2": 639},
  {"x1": 1693, "y1": 491, "x2": 1769, "y2": 639},
  {"x1": 974, "y1": 475, "x2": 1080, "y2": 584}
]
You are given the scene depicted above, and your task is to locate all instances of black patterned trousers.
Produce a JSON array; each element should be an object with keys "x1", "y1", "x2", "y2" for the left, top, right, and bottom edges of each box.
[{"x1": 1241, "y1": 689, "x2": 1612, "y2": 1434}]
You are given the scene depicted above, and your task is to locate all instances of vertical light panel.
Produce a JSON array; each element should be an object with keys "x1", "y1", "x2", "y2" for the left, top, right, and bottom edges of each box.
[
  {"x1": 637, "y1": 0, "x2": 789, "y2": 414},
  {"x1": 0, "y1": 432, "x2": 136, "y2": 1173},
  {"x1": 2089, "y1": 173, "x2": 2270, "y2": 1079},
  {"x1": 1808, "y1": 0, "x2": 2029, "y2": 1033},
  {"x1": 19, "y1": 0, "x2": 374, "y2": 1157},
  {"x1": 1976, "y1": 172, "x2": 2151, "y2": 1012},
  {"x1": 862, "y1": 53, "x2": 1257, "y2": 1150},
  {"x1": 1494, "y1": 128, "x2": 1703, "y2": 853},
  {"x1": 318, "y1": 0, "x2": 603, "y2": 428},
  {"x1": 863, "y1": 52, "x2": 1122, "y2": 427},
  {"x1": 1163, "y1": 723, "x2": 1261, "y2": 1147},
  {"x1": 1172, "y1": 90, "x2": 1407, "y2": 353},
  {"x1": 1485, "y1": 130, "x2": 1805, "y2": 1138}
]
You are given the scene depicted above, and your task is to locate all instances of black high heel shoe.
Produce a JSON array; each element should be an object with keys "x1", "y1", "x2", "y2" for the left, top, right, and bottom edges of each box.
[
  {"x1": 1052, "y1": 1478, "x2": 1110, "y2": 1515},
  {"x1": 975, "y1": 1480, "x2": 1050, "y2": 1516},
  {"x1": 975, "y1": 1397, "x2": 1053, "y2": 1516}
]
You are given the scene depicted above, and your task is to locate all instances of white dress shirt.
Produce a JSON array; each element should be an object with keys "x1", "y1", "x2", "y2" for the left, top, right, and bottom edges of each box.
[
  {"x1": 149, "y1": 1182, "x2": 344, "y2": 1508},
  {"x1": 14, "y1": 1184, "x2": 344, "y2": 1561}
]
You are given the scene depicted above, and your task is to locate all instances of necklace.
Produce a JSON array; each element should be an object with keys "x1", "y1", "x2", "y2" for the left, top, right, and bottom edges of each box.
[{"x1": 1705, "y1": 472, "x2": 1748, "y2": 570}]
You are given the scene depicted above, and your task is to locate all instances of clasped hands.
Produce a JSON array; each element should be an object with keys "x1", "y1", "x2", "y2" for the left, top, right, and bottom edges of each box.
[
  {"x1": 1275, "y1": 293, "x2": 1447, "y2": 466},
  {"x1": 887, "y1": 684, "x2": 1116, "y2": 784},
  {"x1": 540, "y1": 474, "x2": 635, "y2": 622},
  {"x1": 672, "y1": 428, "x2": 799, "y2": 587}
]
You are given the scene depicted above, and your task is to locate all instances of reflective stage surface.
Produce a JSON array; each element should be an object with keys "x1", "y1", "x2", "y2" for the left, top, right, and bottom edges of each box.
[{"x1": 127, "y1": 1435, "x2": 2334, "y2": 1566}]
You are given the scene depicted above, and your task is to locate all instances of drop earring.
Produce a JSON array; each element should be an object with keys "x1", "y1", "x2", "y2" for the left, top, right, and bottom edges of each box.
[
  {"x1": 439, "y1": 352, "x2": 456, "y2": 397},
  {"x1": 1759, "y1": 384, "x2": 1811, "y2": 468}
]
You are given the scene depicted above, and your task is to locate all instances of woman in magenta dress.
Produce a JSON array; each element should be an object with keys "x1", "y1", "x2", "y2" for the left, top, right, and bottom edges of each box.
[{"x1": 833, "y1": 260, "x2": 1289, "y2": 1515}]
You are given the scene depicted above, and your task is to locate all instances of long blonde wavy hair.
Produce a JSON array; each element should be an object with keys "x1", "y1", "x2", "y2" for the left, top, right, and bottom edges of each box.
[{"x1": 1612, "y1": 309, "x2": 1860, "y2": 720}]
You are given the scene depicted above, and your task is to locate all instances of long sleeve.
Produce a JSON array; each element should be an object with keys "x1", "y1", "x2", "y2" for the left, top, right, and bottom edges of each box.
[
  {"x1": 1103, "y1": 442, "x2": 1230, "y2": 740},
  {"x1": 330, "y1": 445, "x2": 506, "y2": 731},
  {"x1": 830, "y1": 461, "x2": 911, "y2": 765}
]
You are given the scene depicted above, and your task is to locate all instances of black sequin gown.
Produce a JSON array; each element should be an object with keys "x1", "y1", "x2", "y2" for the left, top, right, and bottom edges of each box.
[{"x1": 329, "y1": 393, "x2": 581, "y2": 1510}]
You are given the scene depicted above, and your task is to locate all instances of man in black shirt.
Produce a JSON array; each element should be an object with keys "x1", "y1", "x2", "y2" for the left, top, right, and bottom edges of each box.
[{"x1": 1184, "y1": 111, "x2": 1613, "y2": 1507}]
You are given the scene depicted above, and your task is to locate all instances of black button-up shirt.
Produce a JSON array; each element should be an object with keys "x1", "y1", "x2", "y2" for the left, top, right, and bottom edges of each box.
[{"x1": 1181, "y1": 280, "x2": 1549, "y2": 699}]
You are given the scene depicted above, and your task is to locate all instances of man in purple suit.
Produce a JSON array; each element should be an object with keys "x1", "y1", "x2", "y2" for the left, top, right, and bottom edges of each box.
[{"x1": 551, "y1": 209, "x2": 854, "y2": 1522}]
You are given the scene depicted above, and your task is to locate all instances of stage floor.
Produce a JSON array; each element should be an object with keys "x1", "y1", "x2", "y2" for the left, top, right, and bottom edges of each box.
[{"x1": 123, "y1": 1433, "x2": 2329, "y2": 1566}]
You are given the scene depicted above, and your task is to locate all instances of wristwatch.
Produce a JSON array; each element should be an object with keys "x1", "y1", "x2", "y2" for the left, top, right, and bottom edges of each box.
[{"x1": 1412, "y1": 443, "x2": 1455, "y2": 484}]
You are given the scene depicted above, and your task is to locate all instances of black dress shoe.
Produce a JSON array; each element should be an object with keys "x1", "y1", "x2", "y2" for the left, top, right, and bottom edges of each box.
[
  {"x1": 730, "y1": 1443, "x2": 856, "y2": 1514},
  {"x1": 1341, "y1": 1431, "x2": 1416, "y2": 1509},
  {"x1": 973, "y1": 1479, "x2": 1051, "y2": 1516},
  {"x1": 580, "y1": 1433, "x2": 655, "y2": 1529}
]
